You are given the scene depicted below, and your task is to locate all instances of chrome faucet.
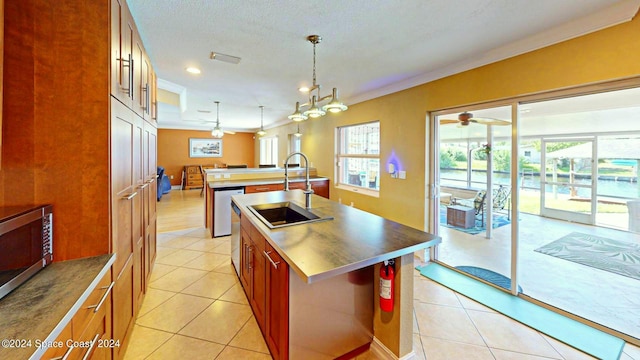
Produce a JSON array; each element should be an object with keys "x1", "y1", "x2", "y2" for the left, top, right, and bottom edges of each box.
[{"x1": 284, "y1": 152, "x2": 314, "y2": 209}]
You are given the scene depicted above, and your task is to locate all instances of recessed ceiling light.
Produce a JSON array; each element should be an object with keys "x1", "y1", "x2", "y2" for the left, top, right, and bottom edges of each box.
[{"x1": 186, "y1": 67, "x2": 201, "y2": 74}]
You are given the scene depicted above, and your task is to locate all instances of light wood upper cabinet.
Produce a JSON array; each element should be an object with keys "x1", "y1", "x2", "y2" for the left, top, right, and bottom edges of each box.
[{"x1": 111, "y1": 0, "x2": 133, "y2": 107}]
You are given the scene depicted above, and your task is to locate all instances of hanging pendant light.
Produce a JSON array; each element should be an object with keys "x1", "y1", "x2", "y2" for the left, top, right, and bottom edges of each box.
[
  {"x1": 288, "y1": 101, "x2": 308, "y2": 122},
  {"x1": 256, "y1": 106, "x2": 266, "y2": 137},
  {"x1": 303, "y1": 95, "x2": 326, "y2": 118},
  {"x1": 294, "y1": 123, "x2": 302, "y2": 137},
  {"x1": 289, "y1": 35, "x2": 347, "y2": 121},
  {"x1": 322, "y1": 88, "x2": 348, "y2": 113},
  {"x1": 211, "y1": 101, "x2": 224, "y2": 138}
]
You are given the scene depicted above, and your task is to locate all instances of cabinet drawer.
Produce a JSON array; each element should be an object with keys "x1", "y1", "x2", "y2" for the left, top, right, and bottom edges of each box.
[
  {"x1": 245, "y1": 183, "x2": 284, "y2": 193},
  {"x1": 42, "y1": 322, "x2": 75, "y2": 360},
  {"x1": 251, "y1": 228, "x2": 266, "y2": 253},
  {"x1": 75, "y1": 285, "x2": 112, "y2": 360},
  {"x1": 71, "y1": 271, "x2": 113, "y2": 340},
  {"x1": 187, "y1": 174, "x2": 202, "y2": 180},
  {"x1": 186, "y1": 166, "x2": 200, "y2": 174}
]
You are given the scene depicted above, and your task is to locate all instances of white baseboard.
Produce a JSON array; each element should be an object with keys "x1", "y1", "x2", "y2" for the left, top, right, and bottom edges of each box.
[{"x1": 370, "y1": 337, "x2": 416, "y2": 360}]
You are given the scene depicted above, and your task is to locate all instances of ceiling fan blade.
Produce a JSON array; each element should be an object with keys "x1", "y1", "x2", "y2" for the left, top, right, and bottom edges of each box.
[
  {"x1": 471, "y1": 117, "x2": 511, "y2": 125},
  {"x1": 224, "y1": 130, "x2": 236, "y2": 135},
  {"x1": 439, "y1": 119, "x2": 459, "y2": 125}
]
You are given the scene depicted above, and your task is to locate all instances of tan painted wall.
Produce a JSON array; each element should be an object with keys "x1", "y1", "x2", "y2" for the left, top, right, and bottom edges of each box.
[
  {"x1": 265, "y1": 14, "x2": 640, "y2": 230},
  {"x1": 158, "y1": 129, "x2": 255, "y2": 186}
]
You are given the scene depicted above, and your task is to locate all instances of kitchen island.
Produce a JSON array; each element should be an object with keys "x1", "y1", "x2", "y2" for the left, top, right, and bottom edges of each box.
[{"x1": 231, "y1": 190, "x2": 440, "y2": 360}]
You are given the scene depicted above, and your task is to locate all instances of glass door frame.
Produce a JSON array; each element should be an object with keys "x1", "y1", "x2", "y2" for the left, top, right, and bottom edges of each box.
[{"x1": 540, "y1": 137, "x2": 597, "y2": 225}]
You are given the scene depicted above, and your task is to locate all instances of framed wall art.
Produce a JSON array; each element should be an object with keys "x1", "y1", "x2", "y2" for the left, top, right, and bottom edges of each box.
[{"x1": 189, "y1": 138, "x2": 222, "y2": 158}]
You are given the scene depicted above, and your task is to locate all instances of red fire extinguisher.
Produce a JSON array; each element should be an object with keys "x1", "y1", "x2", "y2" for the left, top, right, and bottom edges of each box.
[{"x1": 380, "y1": 259, "x2": 394, "y2": 312}]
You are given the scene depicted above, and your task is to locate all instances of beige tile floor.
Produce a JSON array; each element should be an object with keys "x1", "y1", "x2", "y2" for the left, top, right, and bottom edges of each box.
[{"x1": 123, "y1": 190, "x2": 640, "y2": 359}]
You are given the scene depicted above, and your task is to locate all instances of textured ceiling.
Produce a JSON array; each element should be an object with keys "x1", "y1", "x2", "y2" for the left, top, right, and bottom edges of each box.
[{"x1": 127, "y1": 0, "x2": 638, "y2": 133}]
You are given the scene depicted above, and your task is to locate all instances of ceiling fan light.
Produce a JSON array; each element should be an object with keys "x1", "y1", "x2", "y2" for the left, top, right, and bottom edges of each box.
[
  {"x1": 288, "y1": 102, "x2": 308, "y2": 121},
  {"x1": 256, "y1": 129, "x2": 266, "y2": 136},
  {"x1": 212, "y1": 126, "x2": 224, "y2": 138},
  {"x1": 303, "y1": 96, "x2": 326, "y2": 118},
  {"x1": 458, "y1": 111, "x2": 473, "y2": 126},
  {"x1": 322, "y1": 88, "x2": 348, "y2": 113}
]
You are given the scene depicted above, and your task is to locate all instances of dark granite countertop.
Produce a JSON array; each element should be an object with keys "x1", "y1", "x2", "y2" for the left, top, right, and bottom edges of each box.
[
  {"x1": 0, "y1": 254, "x2": 115, "y2": 360},
  {"x1": 232, "y1": 190, "x2": 440, "y2": 283},
  {"x1": 208, "y1": 176, "x2": 329, "y2": 189}
]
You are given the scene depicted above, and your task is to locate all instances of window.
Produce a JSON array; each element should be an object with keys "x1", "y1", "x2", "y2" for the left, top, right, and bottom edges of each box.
[
  {"x1": 288, "y1": 133, "x2": 301, "y2": 165},
  {"x1": 259, "y1": 137, "x2": 278, "y2": 166},
  {"x1": 336, "y1": 121, "x2": 380, "y2": 195}
]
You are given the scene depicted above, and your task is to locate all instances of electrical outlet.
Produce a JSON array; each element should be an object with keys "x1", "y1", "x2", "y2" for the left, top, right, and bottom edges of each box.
[
  {"x1": 170, "y1": 175, "x2": 174, "y2": 179},
  {"x1": 399, "y1": 171, "x2": 406, "y2": 179},
  {"x1": 223, "y1": 174, "x2": 231, "y2": 179},
  {"x1": 214, "y1": 174, "x2": 221, "y2": 179}
]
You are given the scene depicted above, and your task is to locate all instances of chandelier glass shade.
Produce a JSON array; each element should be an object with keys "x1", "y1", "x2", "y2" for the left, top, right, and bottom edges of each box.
[
  {"x1": 256, "y1": 106, "x2": 267, "y2": 137},
  {"x1": 288, "y1": 101, "x2": 308, "y2": 122},
  {"x1": 294, "y1": 123, "x2": 302, "y2": 137},
  {"x1": 289, "y1": 35, "x2": 347, "y2": 121},
  {"x1": 211, "y1": 101, "x2": 224, "y2": 138}
]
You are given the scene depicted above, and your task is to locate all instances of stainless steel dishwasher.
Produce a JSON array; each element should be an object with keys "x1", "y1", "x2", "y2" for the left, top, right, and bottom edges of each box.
[
  {"x1": 230, "y1": 200, "x2": 242, "y2": 277},
  {"x1": 214, "y1": 187, "x2": 244, "y2": 237}
]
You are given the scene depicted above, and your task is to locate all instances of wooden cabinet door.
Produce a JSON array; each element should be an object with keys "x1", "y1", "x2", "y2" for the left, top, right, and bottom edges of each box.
[
  {"x1": 265, "y1": 243, "x2": 289, "y2": 360},
  {"x1": 250, "y1": 236, "x2": 266, "y2": 332},
  {"x1": 110, "y1": 0, "x2": 133, "y2": 107},
  {"x1": 112, "y1": 255, "x2": 135, "y2": 360},
  {"x1": 239, "y1": 228, "x2": 252, "y2": 292},
  {"x1": 311, "y1": 180, "x2": 330, "y2": 199},
  {"x1": 132, "y1": 31, "x2": 144, "y2": 117},
  {"x1": 111, "y1": 98, "x2": 136, "y2": 277}
]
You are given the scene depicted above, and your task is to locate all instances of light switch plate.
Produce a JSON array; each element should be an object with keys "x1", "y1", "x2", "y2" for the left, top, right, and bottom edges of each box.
[{"x1": 399, "y1": 171, "x2": 406, "y2": 179}]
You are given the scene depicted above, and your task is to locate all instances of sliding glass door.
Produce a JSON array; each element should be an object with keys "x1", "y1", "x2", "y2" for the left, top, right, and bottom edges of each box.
[{"x1": 429, "y1": 82, "x2": 640, "y2": 342}]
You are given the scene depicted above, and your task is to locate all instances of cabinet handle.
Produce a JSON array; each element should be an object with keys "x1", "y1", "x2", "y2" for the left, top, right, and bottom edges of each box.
[
  {"x1": 81, "y1": 333, "x2": 101, "y2": 360},
  {"x1": 254, "y1": 187, "x2": 270, "y2": 191},
  {"x1": 120, "y1": 53, "x2": 132, "y2": 96},
  {"x1": 147, "y1": 178, "x2": 155, "y2": 184},
  {"x1": 122, "y1": 192, "x2": 138, "y2": 200},
  {"x1": 247, "y1": 246, "x2": 253, "y2": 270},
  {"x1": 87, "y1": 282, "x2": 114, "y2": 313},
  {"x1": 139, "y1": 183, "x2": 149, "y2": 189},
  {"x1": 263, "y1": 250, "x2": 280, "y2": 269},
  {"x1": 129, "y1": 56, "x2": 135, "y2": 100}
]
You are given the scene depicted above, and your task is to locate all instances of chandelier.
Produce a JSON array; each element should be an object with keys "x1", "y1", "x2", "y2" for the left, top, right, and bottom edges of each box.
[
  {"x1": 256, "y1": 106, "x2": 266, "y2": 137},
  {"x1": 211, "y1": 101, "x2": 224, "y2": 138},
  {"x1": 288, "y1": 35, "x2": 347, "y2": 122}
]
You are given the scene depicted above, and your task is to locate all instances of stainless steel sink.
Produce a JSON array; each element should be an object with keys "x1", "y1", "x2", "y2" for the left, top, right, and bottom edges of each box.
[{"x1": 247, "y1": 202, "x2": 333, "y2": 229}]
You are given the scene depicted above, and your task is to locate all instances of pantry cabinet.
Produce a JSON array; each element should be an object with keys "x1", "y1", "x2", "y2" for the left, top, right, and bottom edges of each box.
[{"x1": 2, "y1": 0, "x2": 157, "y2": 358}]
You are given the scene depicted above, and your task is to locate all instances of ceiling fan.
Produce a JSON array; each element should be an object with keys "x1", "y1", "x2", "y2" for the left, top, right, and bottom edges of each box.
[
  {"x1": 183, "y1": 101, "x2": 236, "y2": 136},
  {"x1": 439, "y1": 112, "x2": 510, "y2": 126},
  {"x1": 182, "y1": 119, "x2": 236, "y2": 135}
]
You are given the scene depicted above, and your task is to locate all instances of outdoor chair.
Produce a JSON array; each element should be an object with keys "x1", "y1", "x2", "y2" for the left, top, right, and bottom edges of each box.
[
  {"x1": 453, "y1": 186, "x2": 511, "y2": 225},
  {"x1": 452, "y1": 190, "x2": 487, "y2": 217}
]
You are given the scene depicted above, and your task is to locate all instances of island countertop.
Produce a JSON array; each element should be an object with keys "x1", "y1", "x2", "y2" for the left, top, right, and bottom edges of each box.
[
  {"x1": 232, "y1": 190, "x2": 440, "y2": 283},
  {"x1": 208, "y1": 176, "x2": 328, "y2": 189}
]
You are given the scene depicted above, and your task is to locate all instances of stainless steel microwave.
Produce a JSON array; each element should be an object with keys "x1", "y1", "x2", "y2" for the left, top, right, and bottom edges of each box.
[{"x1": 0, "y1": 205, "x2": 53, "y2": 300}]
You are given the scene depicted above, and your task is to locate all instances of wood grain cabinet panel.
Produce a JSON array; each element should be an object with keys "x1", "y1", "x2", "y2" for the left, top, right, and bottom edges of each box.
[
  {"x1": 239, "y1": 219, "x2": 290, "y2": 360},
  {"x1": 264, "y1": 242, "x2": 289, "y2": 360}
]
